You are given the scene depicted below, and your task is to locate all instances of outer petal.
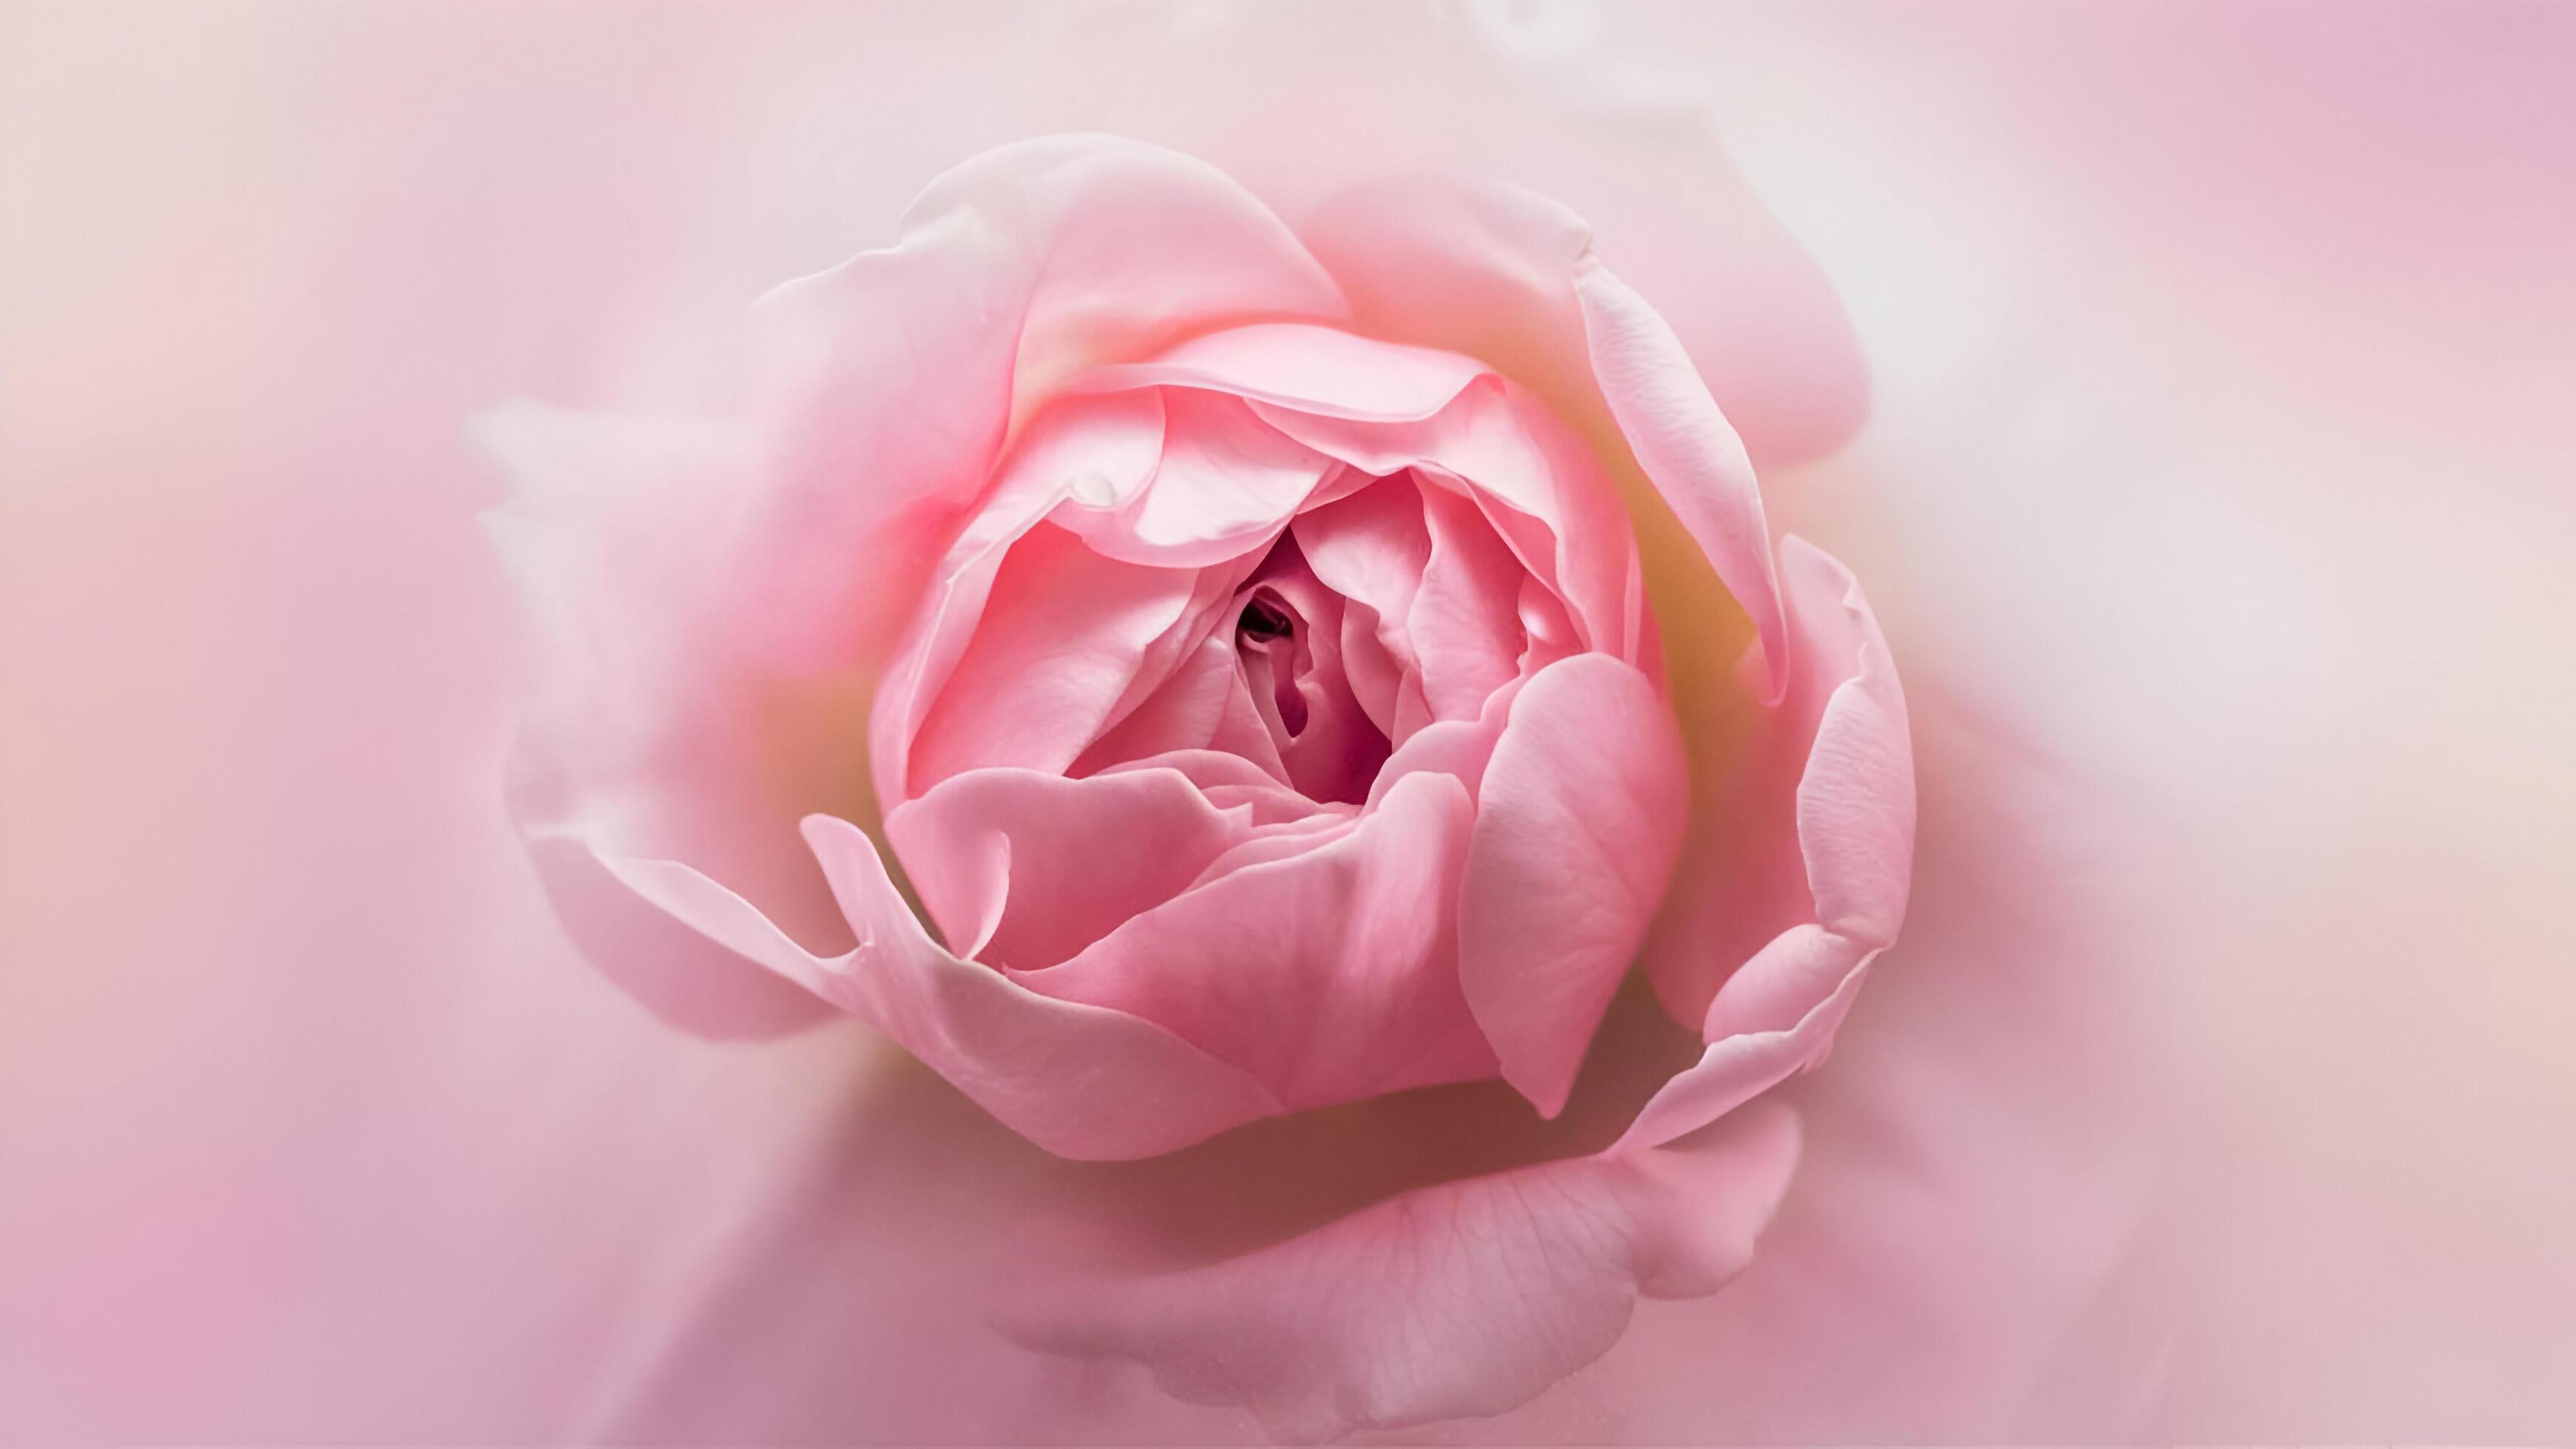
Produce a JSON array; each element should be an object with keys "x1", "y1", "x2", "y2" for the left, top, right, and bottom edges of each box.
[
  {"x1": 999, "y1": 1103, "x2": 1801, "y2": 1444},
  {"x1": 1573, "y1": 257, "x2": 1787, "y2": 702},
  {"x1": 596, "y1": 817, "x2": 1282, "y2": 1161},
  {"x1": 1458, "y1": 654, "x2": 1688, "y2": 1118},
  {"x1": 1627, "y1": 537, "x2": 1914, "y2": 1149},
  {"x1": 481, "y1": 407, "x2": 845, "y2": 1036}
]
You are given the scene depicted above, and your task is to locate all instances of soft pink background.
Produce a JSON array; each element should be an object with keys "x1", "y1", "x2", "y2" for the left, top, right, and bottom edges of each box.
[{"x1": 4, "y1": 2, "x2": 2571, "y2": 1441}]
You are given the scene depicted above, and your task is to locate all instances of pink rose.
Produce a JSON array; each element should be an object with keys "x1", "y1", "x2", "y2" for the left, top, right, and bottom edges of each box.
[{"x1": 484, "y1": 134, "x2": 1912, "y2": 1436}]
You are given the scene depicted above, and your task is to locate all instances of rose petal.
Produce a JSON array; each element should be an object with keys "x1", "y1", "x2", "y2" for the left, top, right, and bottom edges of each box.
[
  {"x1": 1408, "y1": 476, "x2": 1535, "y2": 721},
  {"x1": 1459, "y1": 654, "x2": 1690, "y2": 1118},
  {"x1": 594, "y1": 818, "x2": 1284, "y2": 1161},
  {"x1": 867, "y1": 388, "x2": 1168, "y2": 807},
  {"x1": 1628, "y1": 538, "x2": 1914, "y2": 1147},
  {"x1": 1017, "y1": 771, "x2": 1495, "y2": 1109},
  {"x1": 886, "y1": 766, "x2": 1257, "y2": 971},
  {"x1": 998, "y1": 1102, "x2": 1802, "y2": 1443},
  {"x1": 1050, "y1": 389, "x2": 1332, "y2": 566},
  {"x1": 1572, "y1": 257, "x2": 1789, "y2": 702},
  {"x1": 1262, "y1": 379, "x2": 1642, "y2": 664},
  {"x1": 1071, "y1": 322, "x2": 1487, "y2": 422},
  {"x1": 904, "y1": 523, "x2": 1210, "y2": 793}
]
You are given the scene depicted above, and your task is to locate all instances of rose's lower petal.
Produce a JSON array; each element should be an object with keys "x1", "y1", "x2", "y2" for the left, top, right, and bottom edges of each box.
[
  {"x1": 1017, "y1": 771, "x2": 1495, "y2": 1108},
  {"x1": 996, "y1": 1102, "x2": 1802, "y2": 1443},
  {"x1": 886, "y1": 766, "x2": 1257, "y2": 971},
  {"x1": 592, "y1": 817, "x2": 1283, "y2": 1161},
  {"x1": 1459, "y1": 654, "x2": 1689, "y2": 1118}
]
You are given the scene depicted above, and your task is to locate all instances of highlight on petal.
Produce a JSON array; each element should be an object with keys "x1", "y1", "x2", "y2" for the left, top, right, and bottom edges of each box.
[
  {"x1": 1458, "y1": 654, "x2": 1688, "y2": 1117},
  {"x1": 591, "y1": 817, "x2": 1285, "y2": 1162},
  {"x1": 1070, "y1": 321, "x2": 1487, "y2": 422},
  {"x1": 998, "y1": 1103, "x2": 1802, "y2": 1444}
]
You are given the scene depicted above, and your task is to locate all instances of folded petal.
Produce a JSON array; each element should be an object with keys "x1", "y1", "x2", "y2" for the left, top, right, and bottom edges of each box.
[
  {"x1": 594, "y1": 817, "x2": 1283, "y2": 1161},
  {"x1": 1460, "y1": 654, "x2": 1689, "y2": 1117}
]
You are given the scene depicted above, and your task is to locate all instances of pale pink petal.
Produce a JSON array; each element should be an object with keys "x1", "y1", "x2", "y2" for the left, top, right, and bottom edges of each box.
[
  {"x1": 480, "y1": 407, "x2": 847, "y2": 1035},
  {"x1": 1070, "y1": 322, "x2": 1486, "y2": 422},
  {"x1": 1648, "y1": 536, "x2": 1911, "y2": 1026},
  {"x1": 904, "y1": 524, "x2": 1209, "y2": 793},
  {"x1": 1407, "y1": 476, "x2": 1534, "y2": 721},
  {"x1": 1049, "y1": 390, "x2": 1332, "y2": 566},
  {"x1": 594, "y1": 817, "x2": 1282, "y2": 1161},
  {"x1": 886, "y1": 766, "x2": 1254, "y2": 971},
  {"x1": 1363, "y1": 676, "x2": 1523, "y2": 810},
  {"x1": 1626, "y1": 539, "x2": 1913, "y2": 1149},
  {"x1": 1262, "y1": 379, "x2": 1642, "y2": 663},
  {"x1": 867, "y1": 388, "x2": 1166, "y2": 807},
  {"x1": 1459, "y1": 654, "x2": 1689, "y2": 1118},
  {"x1": 999, "y1": 1103, "x2": 1803, "y2": 1443},
  {"x1": 1573, "y1": 256, "x2": 1789, "y2": 702},
  {"x1": 1018, "y1": 772, "x2": 1495, "y2": 1109},
  {"x1": 1291, "y1": 476, "x2": 1433, "y2": 738}
]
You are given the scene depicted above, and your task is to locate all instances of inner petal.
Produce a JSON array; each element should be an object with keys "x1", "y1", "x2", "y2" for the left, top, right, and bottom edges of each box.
[{"x1": 1231, "y1": 535, "x2": 1390, "y2": 805}]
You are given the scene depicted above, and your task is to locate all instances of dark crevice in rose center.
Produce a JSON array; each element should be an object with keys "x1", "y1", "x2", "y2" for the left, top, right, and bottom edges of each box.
[
  {"x1": 1236, "y1": 585, "x2": 1311, "y2": 737},
  {"x1": 1229, "y1": 533, "x2": 1388, "y2": 803},
  {"x1": 1237, "y1": 594, "x2": 1295, "y2": 644}
]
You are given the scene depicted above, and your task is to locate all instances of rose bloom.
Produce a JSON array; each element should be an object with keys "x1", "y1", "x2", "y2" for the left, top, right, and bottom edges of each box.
[
  {"x1": 483, "y1": 134, "x2": 1912, "y2": 1435},
  {"x1": 13, "y1": 4, "x2": 2572, "y2": 1446}
]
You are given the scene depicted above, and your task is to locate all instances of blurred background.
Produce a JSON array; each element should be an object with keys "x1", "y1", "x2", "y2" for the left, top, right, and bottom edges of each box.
[{"x1": 4, "y1": 1, "x2": 2571, "y2": 1441}]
